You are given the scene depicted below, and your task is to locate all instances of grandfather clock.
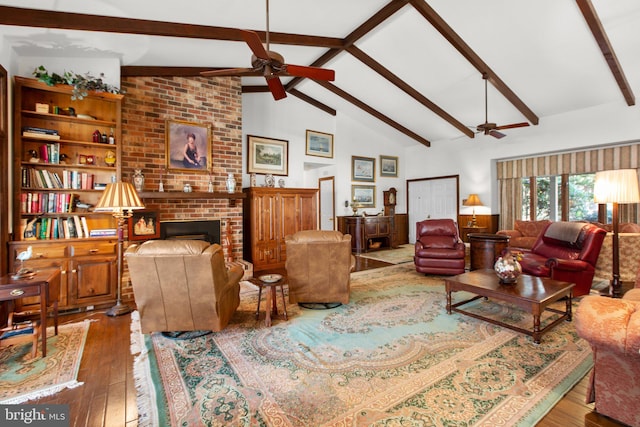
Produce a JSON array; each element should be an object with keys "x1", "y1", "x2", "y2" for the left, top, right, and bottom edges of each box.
[{"x1": 383, "y1": 187, "x2": 397, "y2": 216}]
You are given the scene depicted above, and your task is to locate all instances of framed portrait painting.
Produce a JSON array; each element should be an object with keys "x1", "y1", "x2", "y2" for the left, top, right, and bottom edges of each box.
[
  {"x1": 351, "y1": 185, "x2": 376, "y2": 208},
  {"x1": 305, "y1": 130, "x2": 333, "y2": 158},
  {"x1": 127, "y1": 210, "x2": 161, "y2": 241},
  {"x1": 247, "y1": 135, "x2": 289, "y2": 175},
  {"x1": 380, "y1": 155, "x2": 398, "y2": 177},
  {"x1": 352, "y1": 156, "x2": 375, "y2": 182},
  {"x1": 165, "y1": 119, "x2": 211, "y2": 172}
]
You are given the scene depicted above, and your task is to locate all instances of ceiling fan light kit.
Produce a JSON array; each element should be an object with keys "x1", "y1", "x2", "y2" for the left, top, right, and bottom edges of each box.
[{"x1": 200, "y1": 0, "x2": 335, "y2": 100}]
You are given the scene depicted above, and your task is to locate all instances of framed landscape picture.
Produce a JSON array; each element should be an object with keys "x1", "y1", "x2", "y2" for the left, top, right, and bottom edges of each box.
[
  {"x1": 305, "y1": 130, "x2": 333, "y2": 158},
  {"x1": 127, "y1": 210, "x2": 160, "y2": 241},
  {"x1": 380, "y1": 155, "x2": 398, "y2": 177},
  {"x1": 165, "y1": 119, "x2": 211, "y2": 172},
  {"x1": 351, "y1": 185, "x2": 376, "y2": 207},
  {"x1": 247, "y1": 135, "x2": 289, "y2": 175},
  {"x1": 351, "y1": 156, "x2": 375, "y2": 182}
]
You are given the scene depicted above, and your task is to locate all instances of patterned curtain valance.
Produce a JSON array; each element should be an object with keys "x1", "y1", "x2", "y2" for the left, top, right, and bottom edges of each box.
[{"x1": 497, "y1": 143, "x2": 640, "y2": 179}]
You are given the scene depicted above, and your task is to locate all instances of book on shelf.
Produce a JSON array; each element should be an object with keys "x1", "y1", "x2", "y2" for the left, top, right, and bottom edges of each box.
[
  {"x1": 22, "y1": 126, "x2": 59, "y2": 135},
  {"x1": 80, "y1": 216, "x2": 90, "y2": 238},
  {"x1": 23, "y1": 132, "x2": 60, "y2": 141},
  {"x1": 89, "y1": 229, "x2": 117, "y2": 237},
  {"x1": 73, "y1": 215, "x2": 83, "y2": 238}
]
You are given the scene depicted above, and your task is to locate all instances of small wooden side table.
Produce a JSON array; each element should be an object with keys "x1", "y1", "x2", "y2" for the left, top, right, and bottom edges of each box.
[
  {"x1": 460, "y1": 226, "x2": 489, "y2": 243},
  {"x1": 0, "y1": 269, "x2": 60, "y2": 357},
  {"x1": 468, "y1": 233, "x2": 510, "y2": 271},
  {"x1": 250, "y1": 276, "x2": 288, "y2": 327}
]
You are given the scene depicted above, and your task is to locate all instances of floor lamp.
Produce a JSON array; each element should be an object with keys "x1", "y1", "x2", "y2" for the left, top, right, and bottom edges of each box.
[
  {"x1": 463, "y1": 194, "x2": 483, "y2": 227},
  {"x1": 594, "y1": 169, "x2": 640, "y2": 298},
  {"x1": 94, "y1": 182, "x2": 145, "y2": 316}
]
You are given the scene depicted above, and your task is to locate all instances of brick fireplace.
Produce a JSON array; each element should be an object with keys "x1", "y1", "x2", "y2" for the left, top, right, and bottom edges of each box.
[{"x1": 119, "y1": 75, "x2": 243, "y2": 303}]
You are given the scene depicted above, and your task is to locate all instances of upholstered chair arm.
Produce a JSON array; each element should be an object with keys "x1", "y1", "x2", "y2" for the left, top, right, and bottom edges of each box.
[
  {"x1": 545, "y1": 258, "x2": 590, "y2": 272},
  {"x1": 226, "y1": 264, "x2": 244, "y2": 288},
  {"x1": 575, "y1": 295, "x2": 640, "y2": 355}
]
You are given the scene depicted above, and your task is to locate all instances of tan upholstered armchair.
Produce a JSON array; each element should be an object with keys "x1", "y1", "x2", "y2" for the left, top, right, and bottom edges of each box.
[
  {"x1": 125, "y1": 240, "x2": 243, "y2": 334},
  {"x1": 575, "y1": 276, "x2": 640, "y2": 427},
  {"x1": 285, "y1": 230, "x2": 356, "y2": 306}
]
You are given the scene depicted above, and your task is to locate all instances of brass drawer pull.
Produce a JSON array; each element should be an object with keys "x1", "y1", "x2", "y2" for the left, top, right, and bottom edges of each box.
[
  {"x1": 10, "y1": 289, "x2": 24, "y2": 296},
  {"x1": 35, "y1": 252, "x2": 44, "y2": 258}
]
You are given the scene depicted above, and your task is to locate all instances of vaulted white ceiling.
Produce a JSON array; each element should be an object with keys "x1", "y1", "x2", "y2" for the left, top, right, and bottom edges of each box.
[{"x1": 1, "y1": 0, "x2": 638, "y2": 148}]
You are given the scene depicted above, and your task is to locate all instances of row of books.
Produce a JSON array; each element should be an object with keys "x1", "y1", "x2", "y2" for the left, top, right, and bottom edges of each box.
[
  {"x1": 22, "y1": 167, "x2": 95, "y2": 190},
  {"x1": 21, "y1": 192, "x2": 77, "y2": 214},
  {"x1": 24, "y1": 216, "x2": 89, "y2": 240},
  {"x1": 22, "y1": 127, "x2": 60, "y2": 141},
  {"x1": 37, "y1": 143, "x2": 61, "y2": 163}
]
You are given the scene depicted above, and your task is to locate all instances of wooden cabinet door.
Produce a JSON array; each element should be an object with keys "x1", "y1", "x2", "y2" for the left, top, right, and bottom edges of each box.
[
  {"x1": 69, "y1": 256, "x2": 116, "y2": 306},
  {"x1": 13, "y1": 259, "x2": 68, "y2": 310}
]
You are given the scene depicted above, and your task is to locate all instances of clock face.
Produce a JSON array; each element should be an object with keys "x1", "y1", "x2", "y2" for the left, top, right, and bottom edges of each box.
[{"x1": 389, "y1": 192, "x2": 395, "y2": 204}]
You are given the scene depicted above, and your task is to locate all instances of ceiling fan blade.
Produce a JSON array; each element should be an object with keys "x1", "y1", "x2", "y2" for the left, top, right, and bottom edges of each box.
[
  {"x1": 266, "y1": 76, "x2": 287, "y2": 100},
  {"x1": 241, "y1": 30, "x2": 270, "y2": 60},
  {"x1": 489, "y1": 130, "x2": 506, "y2": 139},
  {"x1": 495, "y1": 122, "x2": 530, "y2": 131},
  {"x1": 200, "y1": 68, "x2": 261, "y2": 77},
  {"x1": 283, "y1": 64, "x2": 335, "y2": 81}
]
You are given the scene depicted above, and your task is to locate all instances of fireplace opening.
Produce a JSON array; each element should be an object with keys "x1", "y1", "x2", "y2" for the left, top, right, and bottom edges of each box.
[{"x1": 160, "y1": 220, "x2": 221, "y2": 244}]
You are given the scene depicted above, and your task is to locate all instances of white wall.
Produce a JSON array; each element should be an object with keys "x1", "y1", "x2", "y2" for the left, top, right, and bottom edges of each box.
[{"x1": 242, "y1": 94, "x2": 408, "y2": 215}]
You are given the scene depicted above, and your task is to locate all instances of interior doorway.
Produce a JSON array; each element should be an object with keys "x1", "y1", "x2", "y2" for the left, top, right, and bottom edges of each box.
[
  {"x1": 319, "y1": 176, "x2": 335, "y2": 230},
  {"x1": 407, "y1": 175, "x2": 459, "y2": 242}
]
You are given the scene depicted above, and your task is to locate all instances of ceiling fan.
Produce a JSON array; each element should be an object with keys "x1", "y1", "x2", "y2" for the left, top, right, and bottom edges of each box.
[
  {"x1": 474, "y1": 73, "x2": 529, "y2": 139},
  {"x1": 200, "y1": 0, "x2": 335, "y2": 100}
]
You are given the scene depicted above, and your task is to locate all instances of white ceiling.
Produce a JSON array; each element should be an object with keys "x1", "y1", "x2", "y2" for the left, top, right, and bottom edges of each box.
[{"x1": 1, "y1": 0, "x2": 638, "y2": 148}]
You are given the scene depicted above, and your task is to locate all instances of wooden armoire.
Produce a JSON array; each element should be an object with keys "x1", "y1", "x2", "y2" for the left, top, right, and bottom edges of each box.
[{"x1": 242, "y1": 187, "x2": 318, "y2": 272}]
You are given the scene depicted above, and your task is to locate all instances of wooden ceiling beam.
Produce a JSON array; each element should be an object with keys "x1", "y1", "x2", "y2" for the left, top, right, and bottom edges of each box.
[
  {"x1": 0, "y1": 6, "x2": 343, "y2": 48},
  {"x1": 409, "y1": 0, "x2": 539, "y2": 126},
  {"x1": 314, "y1": 80, "x2": 431, "y2": 148},
  {"x1": 347, "y1": 45, "x2": 475, "y2": 138},
  {"x1": 575, "y1": 0, "x2": 635, "y2": 106}
]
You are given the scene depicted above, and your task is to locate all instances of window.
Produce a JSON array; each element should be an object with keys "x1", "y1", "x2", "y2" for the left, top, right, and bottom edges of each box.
[{"x1": 521, "y1": 173, "x2": 597, "y2": 222}]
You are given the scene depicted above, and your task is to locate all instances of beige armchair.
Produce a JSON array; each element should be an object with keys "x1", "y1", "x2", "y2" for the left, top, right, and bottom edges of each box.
[
  {"x1": 285, "y1": 230, "x2": 356, "y2": 306},
  {"x1": 125, "y1": 240, "x2": 243, "y2": 334}
]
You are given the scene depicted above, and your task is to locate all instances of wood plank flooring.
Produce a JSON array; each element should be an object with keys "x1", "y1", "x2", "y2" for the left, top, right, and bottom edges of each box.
[{"x1": 29, "y1": 256, "x2": 622, "y2": 427}]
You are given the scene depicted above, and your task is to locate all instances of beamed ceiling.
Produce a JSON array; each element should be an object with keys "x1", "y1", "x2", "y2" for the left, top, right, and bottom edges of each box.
[{"x1": 0, "y1": 0, "x2": 637, "y2": 148}]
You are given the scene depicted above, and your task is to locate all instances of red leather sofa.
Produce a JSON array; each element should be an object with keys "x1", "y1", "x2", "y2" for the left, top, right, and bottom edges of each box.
[
  {"x1": 518, "y1": 222, "x2": 606, "y2": 297},
  {"x1": 414, "y1": 219, "x2": 466, "y2": 275}
]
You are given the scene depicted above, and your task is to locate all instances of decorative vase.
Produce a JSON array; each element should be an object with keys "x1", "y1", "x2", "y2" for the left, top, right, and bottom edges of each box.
[
  {"x1": 265, "y1": 174, "x2": 275, "y2": 188},
  {"x1": 278, "y1": 178, "x2": 285, "y2": 188},
  {"x1": 132, "y1": 169, "x2": 144, "y2": 192},
  {"x1": 183, "y1": 183, "x2": 192, "y2": 192},
  {"x1": 494, "y1": 251, "x2": 522, "y2": 284},
  {"x1": 250, "y1": 173, "x2": 257, "y2": 187},
  {"x1": 226, "y1": 173, "x2": 236, "y2": 193}
]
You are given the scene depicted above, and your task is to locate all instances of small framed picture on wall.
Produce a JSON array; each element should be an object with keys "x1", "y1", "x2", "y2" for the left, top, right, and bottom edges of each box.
[
  {"x1": 379, "y1": 155, "x2": 398, "y2": 177},
  {"x1": 351, "y1": 156, "x2": 375, "y2": 182}
]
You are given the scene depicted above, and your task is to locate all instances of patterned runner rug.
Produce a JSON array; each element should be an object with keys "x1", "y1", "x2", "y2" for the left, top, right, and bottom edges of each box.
[
  {"x1": 131, "y1": 264, "x2": 592, "y2": 426},
  {"x1": 356, "y1": 244, "x2": 414, "y2": 264},
  {"x1": 0, "y1": 320, "x2": 89, "y2": 404}
]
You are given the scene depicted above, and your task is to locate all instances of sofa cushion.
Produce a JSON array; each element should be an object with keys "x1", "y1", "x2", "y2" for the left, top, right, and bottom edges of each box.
[
  {"x1": 419, "y1": 235, "x2": 456, "y2": 249},
  {"x1": 514, "y1": 219, "x2": 552, "y2": 237}
]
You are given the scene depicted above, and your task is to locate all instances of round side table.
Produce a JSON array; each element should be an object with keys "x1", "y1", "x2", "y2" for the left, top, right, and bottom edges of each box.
[
  {"x1": 468, "y1": 233, "x2": 510, "y2": 271},
  {"x1": 250, "y1": 276, "x2": 288, "y2": 327}
]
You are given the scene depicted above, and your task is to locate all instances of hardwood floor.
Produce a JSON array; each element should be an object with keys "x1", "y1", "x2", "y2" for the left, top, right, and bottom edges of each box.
[{"x1": 30, "y1": 256, "x2": 622, "y2": 427}]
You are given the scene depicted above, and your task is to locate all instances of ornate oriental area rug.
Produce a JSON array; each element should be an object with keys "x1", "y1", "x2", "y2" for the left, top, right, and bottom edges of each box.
[
  {"x1": 131, "y1": 264, "x2": 593, "y2": 426},
  {"x1": 356, "y1": 244, "x2": 414, "y2": 264},
  {"x1": 0, "y1": 320, "x2": 89, "y2": 404}
]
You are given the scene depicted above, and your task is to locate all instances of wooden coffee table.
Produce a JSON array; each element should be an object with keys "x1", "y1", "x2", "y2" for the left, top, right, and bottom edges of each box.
[{"x1": 445, "y1": 269, "x2": 574, "y2": 344}]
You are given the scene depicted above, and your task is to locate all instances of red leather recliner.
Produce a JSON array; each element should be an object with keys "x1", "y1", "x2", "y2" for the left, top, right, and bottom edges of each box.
[
  {"x1": 414, "y1": 219, "x2": 466, "y2": 275},
  {"x1": 518, "y1": 222, "x2": 606, "y2": 297}
]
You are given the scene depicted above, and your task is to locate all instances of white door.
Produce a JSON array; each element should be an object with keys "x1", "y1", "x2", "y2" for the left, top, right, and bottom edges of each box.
[
  {"x1": 408, "y1": 176, "x2": 459, "y2": 242},
  {"x1": 319, "y1": 176, "x2": 335, "y2": 230}
]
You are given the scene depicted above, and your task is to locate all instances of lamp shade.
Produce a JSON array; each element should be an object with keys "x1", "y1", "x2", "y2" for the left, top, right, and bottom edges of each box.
[
  {"x1": 463, "y1": 194, "x2": 483, "y2": 207},
  {"x1": 94, "y1": 182, "x2": 145, "y2": 213},
  {"x1": 594, "y1": 169, "x2": 640, "y2": 204}
]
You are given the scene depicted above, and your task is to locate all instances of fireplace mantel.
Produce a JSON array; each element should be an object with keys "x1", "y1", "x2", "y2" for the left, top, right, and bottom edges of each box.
[{"x1": 138, "y1": 191, "x2": 246, "y2": 200}]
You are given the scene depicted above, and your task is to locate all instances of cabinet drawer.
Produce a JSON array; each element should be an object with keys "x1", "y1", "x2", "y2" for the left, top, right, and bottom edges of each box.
[
  {"x1": 71, "y1": 241, "x2": 117, "y2": 256},
  {"x1": 0, "y1": 284, "x2": 41, "y2": 300},
  {"x1": 12, "y1": 243, "x2": 68, "y2": 260}
]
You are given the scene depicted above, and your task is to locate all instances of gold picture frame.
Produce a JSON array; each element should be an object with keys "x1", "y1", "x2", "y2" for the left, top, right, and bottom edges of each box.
[
  {"x1": 305, "y1": 130, "x2": 334, "y2": 158},
  {"x1": 247, "y1": 135, "x2": 289, "y2": 175},
  {"x1": 165, "y1": 119, "x2": 211, "y2": 172}
]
